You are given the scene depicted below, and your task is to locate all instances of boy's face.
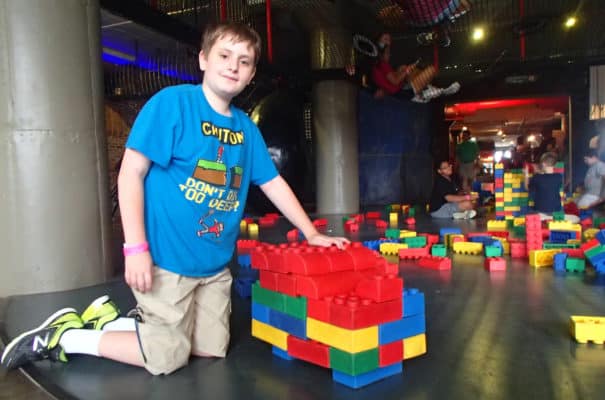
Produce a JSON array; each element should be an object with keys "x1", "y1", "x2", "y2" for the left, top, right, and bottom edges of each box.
[
  {"x1": 199, "y1": 34, "x2": 256, "y2": 100},
  {"x1": 584, "y1": 155, "x2": 598, "y2": 165}
]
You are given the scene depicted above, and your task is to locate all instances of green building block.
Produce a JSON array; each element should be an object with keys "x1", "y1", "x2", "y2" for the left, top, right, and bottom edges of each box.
[
  {"x1": 329, "y1": 347, "x2": 379, "y2": 376},
  {"x1": 565, "y1": 257, "x2": 586, "y2": 273},
  {"x1": 385, "y1": 228, "x2": 400, "y2": 239},
  {"x1": 543, "y1": 242, "x2": 579, "y2": 249},
  {"x1": 593, "y1": 217, "x2": 605, "y2": 227},
  {"x1": 484, "y1": 245, "x2": 502, "y2": 257},
  {"x1": 431, "y1": 244, "x2": 447, "y2": 257},
  {"x1": 284, "y1": 295, "x2": 307, "y2": 320},
  {"x1": 404, "y1": 236, "x2": 427, "y2": 248},
  {"x1": 252, "y1": 282, "x2": 285, "y2": 312},
  {"x1": 552, "y1": 211, "x2": 565, "y2": 221}
]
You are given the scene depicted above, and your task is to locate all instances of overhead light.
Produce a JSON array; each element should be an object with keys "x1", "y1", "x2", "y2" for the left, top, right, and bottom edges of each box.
[
  {"x1": 564, "y1": 16, "x2": 577, "y2": 29},
  {"x1": 102, "y1": 46, "x2": 135, "y2": 62},
  {"x1": 462, "y1": 126, "x2": 468, "y2": 131},
  {"x1": 472, "y1": 27, "x2": 485, "y2": 41},
  {"x1": 497, "y1": 130, "x2": 503, "y2": 136}
]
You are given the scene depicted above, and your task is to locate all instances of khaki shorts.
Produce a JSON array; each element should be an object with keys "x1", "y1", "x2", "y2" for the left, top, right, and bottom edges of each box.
[{"x1": 132, "y1": 267, "x2": 232, "y2": 375}]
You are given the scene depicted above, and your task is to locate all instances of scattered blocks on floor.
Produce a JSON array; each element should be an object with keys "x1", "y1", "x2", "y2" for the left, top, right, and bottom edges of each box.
[{"x1": 570, "y1": 316, "x2": 605, "y2": 344}]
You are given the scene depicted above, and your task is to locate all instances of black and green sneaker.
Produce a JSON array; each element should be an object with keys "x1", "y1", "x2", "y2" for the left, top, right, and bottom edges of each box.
[
  {"x1": 1, "y1": 308, "x2": 83, "y2": 370},
  {"x1": 80, "y1": 295, "x2": 120, "y2": 330}
]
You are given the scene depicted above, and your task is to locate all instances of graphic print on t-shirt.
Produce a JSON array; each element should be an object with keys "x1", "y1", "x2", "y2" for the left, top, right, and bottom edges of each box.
[
  {"x1": 196, "y1": 209, "x2": 224, "y2": 238},
  {"x1": 178, "y1": 122, "x2": 244, "y2": 215}
]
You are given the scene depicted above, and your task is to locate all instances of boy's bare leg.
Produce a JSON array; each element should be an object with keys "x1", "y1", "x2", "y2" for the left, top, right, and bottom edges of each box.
[{"x1": 98, "y1": 331, "x2": 145, "y2": 367}]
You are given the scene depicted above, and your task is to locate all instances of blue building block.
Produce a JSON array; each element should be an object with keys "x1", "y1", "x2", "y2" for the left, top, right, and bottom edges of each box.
[
  {"x1": 469, "y1": 236, "x2": 493, "y2": 245},
  {"x1": 403, "y1": 288, "x2": 425, "y2": 318},
  {"x1": 379, "y1": 313, "x2": 426, "y2": 344},
  {"x1": 553, "y1": 252, "x2": 568, "y2": 273},
  {"x1": 238, "y1": 254, "x2": 252, "y2": 268},
  {"x1": 234, "y1": 277, "x2": 256, "y2": 299},
  {"x1": 269, "y1": 308, "x2": 306, "y2": 339},
  {"x1": 272, "y1": 346, "x2": 294, "y2": 360},
  {"x1": 332, "y1": 362, "x2": 403, "y2": 389},
  {"x1": 596, "y1": 230, "x2": 605, "y2": 245},
  {"x1": 550, "y1": 231, "x2": 575, "y2": 243},
  {"x1": 439, "y1": 228, "x2": 462, "y2": 242},
  {"x1": 251, "y1": 301, "x2": 271, "y2": 324},
  {"x1": 579, "y1": 209, "x2": 593, "y2": 220}
]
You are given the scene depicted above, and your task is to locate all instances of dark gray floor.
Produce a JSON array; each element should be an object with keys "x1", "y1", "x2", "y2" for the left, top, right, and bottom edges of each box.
[{"x1": 2, "y1": 214, "x2": 605, "y2": 400}]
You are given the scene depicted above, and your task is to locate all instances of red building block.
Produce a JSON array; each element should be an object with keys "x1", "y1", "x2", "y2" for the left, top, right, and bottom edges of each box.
[
  {"x1": 243, "y1": 217, "x2": 255, "y2": 224},
  {"x1": 379, "y1": 340, "x2": 404, "y2": 367},
  {"x1": 251, "y1": 247, "x2": 270, "y2": 270},
  {"x1": 487, "y1": 231, "x2": 509, "y2": 239},
  {"x1": 276, "y1": 272, "x2": 298, "y2": 297},
  {"x1": 366, "y1": 211, "x2": 381, "y2": 219},
  {"x1": 344, "y1": 220, "x2": 359, "y2": 232},
  {"x1": 581, "y1": 218, "x2": 593, "y2": 229},
  {"x1": 329, "y1": 296, "x2": 402, "y2": 329},
  {"x1": 350, "y1": 214, "x2": 365, "y2": 223},
  {"x1": 355, "y1": 274, "x2": 403, "y2": 302},
  {"x1": 287, "y1": 229, "x2": 300, "y2": 242},
  {"x1": 283, "y1": 247, "x2": 331, "y2": 275},
  {"x1": 581, "y1": 238, "x2": 600, "y2": 253},
  {"x1": 485, "y1": 257, "x2": 506, "y2": 271},
  {"x1": 236, "y1": 239, "x2": 259, "y2": 254},
  {"x1": 375, "y1": 220, "x2": 388, "y2": 229},
  {"x1": 259, "y1": 270, "x2": 279, "y2": 291},
  {"x1": 266, "y1": 248, "x2": 287, "y2": 273},
  {"x1": 417, "y1": 256, "x2": 452, "y2": 270},
  {"x1": 258, "y1": 216, "x2": 277, "y2": 227},
  {"x1": 307, "y1": 297, "x2": 332, "y2": 321},
  {"x1": 326, "y1": 247, "x2": 355, "y2": 273},
  {"x1": 561, "y1": 248, "x2": 585, "y2": 259},
  {"x1": 405, "y1": 217, "x2": 416, "y2": 225},
  {"x1": 398, "y1": 246, "x2": 430, "y2": 260},
  {"x1": 296, "y1": 271, "x2": 363, "y2": 299},
  {"x1": 418, "y1": 233, "x2": 439, "y2": 247},
  {"x1": 347, "y1": 242, "x2": 383, "y2": 271},
  {"x1": 312, "y1": 218, "x2": 328, "y2": 227},
  {"x1": 510, "y1": 240, "x2": 527, "y2": 258},
  {"x1": 287, "y1": 336, "x2": 331, "y2": 368}
]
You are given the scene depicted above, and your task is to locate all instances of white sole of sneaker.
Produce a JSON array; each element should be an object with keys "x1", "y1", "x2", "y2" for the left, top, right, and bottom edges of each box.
[{"x1": 0, "y1": 307, "x2": 77, "y2": 365}]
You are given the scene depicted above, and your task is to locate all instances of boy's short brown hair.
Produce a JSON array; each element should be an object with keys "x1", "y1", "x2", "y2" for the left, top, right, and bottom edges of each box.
[
  {"x1": 539, "y1": 151, "x2": 558, "y2": 166},
  {"x1": 201, "y1": 22, "x2": 262, "y2": 65}
]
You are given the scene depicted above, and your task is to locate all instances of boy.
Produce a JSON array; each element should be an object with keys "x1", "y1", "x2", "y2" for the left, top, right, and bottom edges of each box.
[
  {"x1": 429, "y1": 159, "x2": 477, "y2": 219},
  {"x1": 576, "y1": 149, "x2": 605, "y2": 208},
  {"x1": 527, "y1": 152, "x2": 578, "y2": 222},
  {"x1": 1, "y1": 22, "x2": 348, "y2": 374}
]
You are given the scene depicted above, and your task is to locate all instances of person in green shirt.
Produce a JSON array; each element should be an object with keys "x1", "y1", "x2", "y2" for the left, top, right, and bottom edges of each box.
[{"x1": 456, "y1": 130, "x2": 479, "y2": 192}]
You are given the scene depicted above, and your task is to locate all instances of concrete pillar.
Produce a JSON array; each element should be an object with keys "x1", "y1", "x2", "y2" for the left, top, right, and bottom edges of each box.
[
  {"x1": 310, "y1": 27, "x2": 359, "y2": 214},
  {"x1": 0, "y1": 0, "x2": 112, "y2": 295}
]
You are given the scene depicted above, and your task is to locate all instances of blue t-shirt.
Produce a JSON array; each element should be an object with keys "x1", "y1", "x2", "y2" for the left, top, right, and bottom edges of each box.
[
  {"x1": 126, "y1": 84, "x2": 278, "y2": 277},
  {"x1": 529, "y1": 173, "x2": 562, "y2": 214}
]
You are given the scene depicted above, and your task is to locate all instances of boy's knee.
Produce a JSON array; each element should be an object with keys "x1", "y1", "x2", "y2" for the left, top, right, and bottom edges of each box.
[{"x1": 146, "y1": 344, "x2": 191, "y2": 375}]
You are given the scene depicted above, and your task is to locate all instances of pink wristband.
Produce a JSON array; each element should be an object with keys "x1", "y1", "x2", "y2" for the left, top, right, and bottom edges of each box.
[
  {"x1": 123, "y1": 242, "x2": 149, "y2": 257},
  {"x1": 465, "y1": 195, "x2": 471, "y2": 200}
]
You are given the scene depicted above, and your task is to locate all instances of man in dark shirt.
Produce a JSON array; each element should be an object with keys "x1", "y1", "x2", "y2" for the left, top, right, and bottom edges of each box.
[{"x1": 430, "y1": 160, "x2": 477, "y2": 219}]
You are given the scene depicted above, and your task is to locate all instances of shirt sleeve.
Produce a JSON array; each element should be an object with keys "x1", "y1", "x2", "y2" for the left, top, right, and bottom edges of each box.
[
  {"x1": 248, "y1": 122, "x2": 279, "y2": 186},
  {"x1": 126, "y1": 88, "x2": 180, "y2": 168},
  {"x1": 596, "y1": 161, "x2": 605, "y2": 177}
]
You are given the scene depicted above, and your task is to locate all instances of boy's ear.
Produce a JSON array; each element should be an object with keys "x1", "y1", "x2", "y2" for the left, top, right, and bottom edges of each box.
[{"x1": 198, "y1": 50, "x2": 207, "y2": 71}]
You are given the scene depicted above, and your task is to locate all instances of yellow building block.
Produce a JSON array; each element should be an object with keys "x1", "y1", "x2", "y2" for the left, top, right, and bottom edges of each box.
[
  {"x1": 389, "y1": 212, "x2": 398, "y2": 225},
  {"x1": 379, "y1": 242, "x2": 408, "y2": 256},
  {"x1": 248, "y1": 223, "x2": 259, "y2": 236},
  {"x1": 513, "y1": 217, "x2": 525, "y2": 226},
  {"x1": 528, "y1": 249, "x2": 560, "y2": 267},
  {"x1": 584, "y1": 228, "x2": 599, "y2": 240},
  {"x1": 446, "y1": 234, "x2": 466, "y2": 248},
  {"x1": 547, "y1": 221, "x2": 577, "y2": 231},
  {"x1": 307, "y1": 318, "x2": 378, "y2": 353},
  {"x1": 452, "y1": 241, "x2": 483, "y2": 255},
  {"x1": 487, "y1": 220, "x2": 508, "y2": 231},
  {"x1": 240, "y1": 220, "x2": 247, "y2": 234},
  {"x1": 391, "y1": 204, "x2": 401, "y2": 211},
  {"x1": 252, "y1": 319, "x2": 288, "y2": 350},
  {"x1": 403, "y1": 333, "x2": 427, "y2": 360},
  {"x1": 495, "y1": 163, "x2": 504, "y2": 169},
  {"x1": 399, "y1": 230, "x2": 417, "y2": 238},
  {"x1": 570, "y1": 316, "x2": 605, "y2": 344}
]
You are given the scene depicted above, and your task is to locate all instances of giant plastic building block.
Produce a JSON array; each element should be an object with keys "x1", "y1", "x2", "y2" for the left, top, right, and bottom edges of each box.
[
  {"x1": 417, "y1": 256, "x2": 451, "y2": 270},
  {"x1": 452, "y1": 241, "x2": 483, "y2": 255},
  {"x1": 250, "y1": 240, "x2": 426, "y2": 389},
  {"x1": 570, "y1": 316, "x2": 605, "y2": 344},
  {"x1": 403, "y1": 333, "x2": 427, "y2": 360}
]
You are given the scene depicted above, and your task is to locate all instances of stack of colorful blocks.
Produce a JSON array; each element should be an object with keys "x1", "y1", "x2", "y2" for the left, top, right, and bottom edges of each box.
[
  {"x1": 249, "y1": 241, "x2": 427, "y2": 389},
  {"x1": 494, "y1": 163, "x2": 530, "y2": 220}
]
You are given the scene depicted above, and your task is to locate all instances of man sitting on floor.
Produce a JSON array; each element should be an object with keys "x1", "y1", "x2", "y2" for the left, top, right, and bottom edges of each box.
[{"x1": 429, "y1": 160, "x2": 477, "y2": 219}]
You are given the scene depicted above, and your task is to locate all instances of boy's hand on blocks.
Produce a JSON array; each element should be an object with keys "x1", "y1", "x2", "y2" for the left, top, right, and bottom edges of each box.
[
  {"x1": 306, "y1": 232, "x2": 350, "y2": 250},
  {"x1": 125, "y1": 252, "x2": 154, "y2": 293}
]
